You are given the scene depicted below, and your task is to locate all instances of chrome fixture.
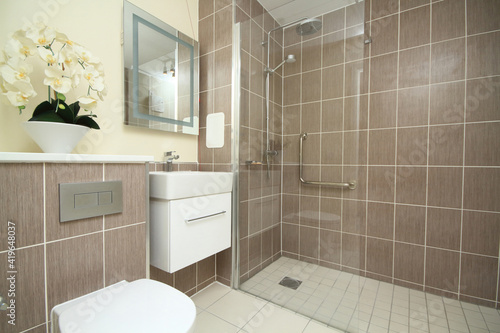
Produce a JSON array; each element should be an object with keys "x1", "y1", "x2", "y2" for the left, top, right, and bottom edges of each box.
[
  {"x1": 299, "y1": 133, "x2": 357, "y2": 190},
  {"x1": 296, "y1": 18, "x2": 323, "y2": 36},
  {"x1": 164, "y1": 151, "x2": 179, "y2": 172},
  {"x1": 265, "y1": 54, "x2": 296, "y2": 74}
]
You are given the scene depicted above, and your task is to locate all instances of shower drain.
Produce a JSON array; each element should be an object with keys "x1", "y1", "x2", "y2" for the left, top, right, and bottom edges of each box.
[{"x1": 279, "y1": 276, "x2": 302, "y2": 290}]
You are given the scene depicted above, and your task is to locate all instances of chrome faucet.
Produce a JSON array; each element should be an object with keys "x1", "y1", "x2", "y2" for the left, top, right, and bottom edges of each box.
[{"x1": 164, "y1": 151, "x2": 180, "y2": 172}]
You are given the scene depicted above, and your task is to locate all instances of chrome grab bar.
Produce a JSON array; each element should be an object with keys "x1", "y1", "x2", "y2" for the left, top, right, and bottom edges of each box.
[
  {"x1": 185, "y1": 211, "x2": 227, "y2": 223},
  {"x1": 299, "y1": 133, "x2": 357, "y2": 190}
]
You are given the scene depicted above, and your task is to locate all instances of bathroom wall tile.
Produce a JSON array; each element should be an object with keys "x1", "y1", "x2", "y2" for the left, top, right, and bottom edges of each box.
[
  {"x1": 346, "y1": 1, "x2": 365, "y2": 27},
  {"x1": 344, "y1": 131, "x2": 368, "y2": 165},
  {"x1": 400, "y1": 0, "x2": 429, "y2": 11},
  {"x1": 46, "y1": 233, "x2": 103, "y2": 312},
  {"x1": 346, "y1": 60, "x2": 368, "y2": 96},
  {"x1": 283, "y1": 25, "x2": 301, "y2": 47},
  {"x1": 320, "y1": 132, "x2": 343, "y2": 164},
  {"x1": 369, "y1": 91, "x2": 397, "y2": 129},
  {"x1": 323, "y1": 31, "x2": 345, "y2": 67},
  {"x1": 215, "y1": 86, "x2": 232, "y2": 124},
  {"x1": 104, "y1": 224, "x2": 146, "y2": 285},
  {"x1": 214, "y1": 126, "x2": 232, "y2": 164},
  {"x1": 282, "y1": 223, "x2": 299, "y2": 254},
  {"x1": 302, "y1": 38, "x2": 322, "y2": 72},
  {"x1": 320, "y1": 198, "x2": 342, "y2": 230},
  {"x1": 366, "y1": 238, "x2": 393, "y2": 277},
  {"x1": 302, "y1": 102, "x2": 321, "y2": 134},
  {"x1": 320, "y1": 166, "x2": 343, "y2": 198},
  {"x1": 249, "y1": 94, "x2": 264, "y2": 130},
  {"x1": 215, "y1": 46, "x2": 232, "y2": 88},
  {"x1": 323, "y1": 8, "x2": 345, "y2": 34},
  {"x1": 0, "y1": 246, "x2": 45, "y2": 333},
  {"x1": 320, "y1": 230, "x2": 341, "y2": 264},
  {"x1": 216, "y1": 247, "x2": 232, "y2": 283},
  {"x1": 105, "y1": 164, "x2": 146, "y2": 229},
  {"x1": 370, "y1": 52, "x2": 398, "y2": 92},
  {"x1": 397, "y1": 127, "x2": 428, "y2": 165},
  {"x1": 465, "y1": 122, "x2": 500, "y2": 166},
  {"x1": 432, "y1": 0, "x2": 465, "y2": 42},
  {"x1": 427, "y1": 167, "x2": 463, "y2": 208},
  {"x1": 250, "y1": 0, "x2": 264, "y2": 26},
  {"x1": 462, "y1": 210, "x2": 500, "y2": 257},
  {"x1": 394, "y1": 242, "x2": 425, "y2": 284},
  {"x1": 429, "y1": 81, "x2": 465, "y2": 124},
  {"x1": 261, "y1": 229, "x2": 272, "y2": 262},
  {"x1": 199, "y1": 15, "x2": 214, "y2": 56},
  {"x1": 466, "y1": 77, "x2": 500, "y2": 122},
  {"x1": 45, "y1": 164, "x2": 103, "y2": 242},
  {"x1": 299, "y1": 226, "x2": 319, "y2": 259},
  {"x1": 199, "y1": 0, "x2": 214, "y2": 19},
  {"x1": 367, "y1": 202, "x2": 394, "y2": 239},
  {"x1": 284, "y1": 74, "x2": 301, "y2": 106},
  {"x1": 342, "y1": 200, "x2": 367, "y2": 235},
  {"x1": 282, "y1": 165, "x2": 300, "y2": 194},
  {"x1": 345, "y1": 95, "x2": 369, "y2": 130},
  {"x1": 428, "y1": 125, "x2": 464, "y2": 166},
  {"x1": 300, "y1": 196, "x2": 320, "y2": 227},
  {"x1": 467, "y1": 0, "x2": 500, "y2": 35},
  {"x1": 175, "y1": 263, "x2": 197, "y2": 294},
  {"x1": 239, "y1": 237, "x2": 249, "y2": 276},
  {"x1": 250, "y1": 57, "x2": 264, "y2": 98},
  {"x1": 395, "y1": 166, "x2": 427, "y2": 205},
  {"x1": 368, "y1": 166, "x2": 396, "y2": 202},
  {"x1": 371, "y1": 14, "x2": 398, "y2": 56},
  {"x1": 342, "y1": 234, "x2": 365, "y2": 270},
  {"x1": 0, "y1": 164, "x2": 43, "y2": 251},
  {"x1": 425, "y1": 247, "x2": 460, "y2": 293},
  {"x1": 400, "y1": 5, "x2": 430, "y2": 49},
  {"x1": 322, "y1": 65, "x2": 344, "y2": 100},
  {"x1": 431, "y1": 38, "x2": 466, "y2": 84},
  {"x1": 322, "y1": 99, "x2": 343, "y2": 132},
  {"x1": 282, "y1": 135, "x2": 299, "y2": 164},
  {"x1": 460, "y1": 254, "x2": 498, "y2": 300},
  {"x1": 272, "y1": 225, "x2": 281, "y2": 256},
  {"x1": 398, "y1": 86, "x2": 429, "y2": 127},
  {"x1": 395, "y1": 204, "x2": 426, "y2": 244},
  {"x1": 282, "y1": 44, "x2": 301, "y2": 77},
  {"x1": 239, "y1": 201, "x2": 248, "y2": 238},
  {"x1": 215, "y1": 0, "x2": 231, "y2": 11},
  {"x1": 399, "y1": 46, "x2": 430, "y2": 88},
  {"x1": 343, "y1": 166, "x2": 367, "y2": 200},
  {"x1": 459, "y1": 158, "x2": 500, "y2": 203},
  {"x1": 369, "y1": 129, "x2": 396, "y2": 165},
  {"x1": 215, "y1": 6, "x2": 232, "y2": 49},
  {"x1": 372, "y1": 0, "x2": 399, "y2": 20},
  {"x1": 345, "y1": 25, "x2": 365, "y2": 62},
  {"x1": 426, "y1": 208, "x2": 461, "y2": 251},
  {"x1": 248, "y1": 199, "x2": 262, "y2": 234},
  {"x1": 250, "y1": 20, "x2": 264, "y2": 63},
  {"x1": 200, "y1": 52, "x2": 214, "y2": 92}
]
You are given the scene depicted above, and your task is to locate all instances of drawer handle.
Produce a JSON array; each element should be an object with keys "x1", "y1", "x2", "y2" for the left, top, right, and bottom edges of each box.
[{"x1": 185, "y1": 211, "x2": 227, "y2": 223}]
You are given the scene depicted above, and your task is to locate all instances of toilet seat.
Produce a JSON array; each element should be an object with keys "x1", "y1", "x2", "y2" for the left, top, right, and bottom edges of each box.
[{"x1": 54, "y1": 279, "x2": 196, "y2": 333}]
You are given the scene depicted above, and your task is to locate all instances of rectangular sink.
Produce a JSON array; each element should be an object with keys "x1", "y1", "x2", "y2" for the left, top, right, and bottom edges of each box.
[{"x1": 149, "y1": 171, "x2": 233, "y2": 200}]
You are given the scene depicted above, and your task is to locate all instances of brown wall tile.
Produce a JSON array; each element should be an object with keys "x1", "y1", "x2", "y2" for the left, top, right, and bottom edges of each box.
[
  {"x1": 394, "y1": 242, "x2": 425, "y2": 284},
  {"x1": 399, "y1": 46, "x2": 430, "y2": 88},
  {"x1": 368, "y1": 166, "x2": 396, "y2": 202},
  {"x1": 322, "y1": 66, "x2": 344, "y2": 99},
  {"x1": 426, "y1": 208, "x2": 461, "y2": 251},
  {"x1": 431, "y1": 38, "x2": 466, "y2": 84},
  {"x1": 322, "y1": 99, "x2": 343, "y2": 132},
  {"x1": 463, "y1": 167, "x2": 500, "y2": 212},
  {"x1": 345, "y1": 95, "x2": 369, "y2": 130},
  {"x1": 344, "y1": 131, "x2": 368, "y2": 165},
  {"x1": 429, "y1": 81, "x2": 465, "y2": 125},
  {"x1": 466, "y1": 0, "x2": 500, "y2": 35},
  {"x1": 369, "y1": 129, "x2": 396, "y2": 165},
  {"x1": 397, "y1": 127, "x2": 428, "y2": 165},
  {"x1": 323, "y1": 8, "x2": 345, "y2": 34},
  {"x1": 320, "y1": 230, "x2": 341, "y2": 264},
  {"x1": 427, "y1": 167, "x2": 463, "y2": 208},
  {"x1": 428, "y1": 125, "x2": 464, "y2": 166},
  {"x1": 366, "y1": 238, "x2": 393, "y2": 276},
  {"x1": 400, "y1": 5, "x2": 430, "y2": 49},
  {"x1": 370, "y1": 91, "x2": 397, "y2": 129},
  {"x1": 320, "y1": 198, "x2": 342, "y2": 230},
  {"x1": 395, "y1": 204, "x2": 426, "y2": 244},
  {"x1": 343, "y1": 200, "x2": 367, "y2": 235},
  {"x1": 283, "y1": 223, "x2": 299, "y2": 254},
  {"x1": 0, "y1": 164, "x2": 43, "y2": 250},
  {"x1": 367, "y1": 202, "x2": 394, "y2": 239},
  {"x1": 199, "y1": 15, "x2": 214, "y2": 56},
  {"x1": 342, "y1": 234, "x2": 365, "y2": 270},
  {"x1": 465, "y1": 122, "x2": 500, "y2": 166},
  {"x1": 371, "y1": 53, "x2": 398, "y2": 92},
  {"x1": 400, "y1": 0, "x2": 429, "y2": 11},
  {"x1": 395, "y1": 166, "x2": 427, "y2": 205},
  {"x1": 371, "y1": 14, "x2": 399, "y2": 56},
  {"x1": 215, "y1": 6, "x2": 232, "y2": 49},
  {"x1": 425, "y1": 247, "x2": 460, "y2": 293},
  {"x1": 300, "y1": 226, "x2": 319, "y2": 259},
  {"x1": 398, "y1": 87, "x2": 429, "y2": 127},
  {"x1": 460, "y1": 254, "x2": 498, "y2": 300},
  {"x1": 432, "y1": 0, "x2": 465, "y2": 42},
  {"x1": 466, "y1": 77, "x2": 500, "y2": 122},
  {"x1": 462, "y1": 211, "x2": 500, "y2": 256},
  {"x1": 372, "y1": 0, "x2": 399, "y2": 19}
]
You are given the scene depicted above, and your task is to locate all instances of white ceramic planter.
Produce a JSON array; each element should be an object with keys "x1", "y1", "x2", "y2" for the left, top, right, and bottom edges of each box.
[{"x1": 21, "y1": 121, "x2": 90, "y2": 154}]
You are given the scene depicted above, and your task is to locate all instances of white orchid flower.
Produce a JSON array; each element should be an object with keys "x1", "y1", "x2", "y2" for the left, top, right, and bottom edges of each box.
[
  {"x1": 5, "y1": 38, "x2": 36, "y2": 58},
  {"x1": 0, "y1": 58, "x2": 33, "y2": 84},
  {"x1": 55, "y1": 31, "x2": 76, "y2": 47},
  {"x1": 2, "y1": 80, "x2": 36, "y2": 106},
  {"x1": 78, "y1": 96, "x2": 98, "y2": 111},
  {"x1": 44, "y1": 67, "x2": 72, "y2": 94},
  {"x1": 25, "y1": 23, "x2": 56, "y2": 47},
  {"x1": 83, "y1": 65, "x2": 105, "y2": 91},
  {"x1": 97, "y1": 84, "x2": 108, "y2": 101},
  {"x1": 38, "y1": 47, "x2": 57, "y2": 65},
  {"x1": 73, "y1": 45, "x2": 100, "y2": 64},
  {"x1": 58, "y1": 46, "x2": 78, "y2": 69}
]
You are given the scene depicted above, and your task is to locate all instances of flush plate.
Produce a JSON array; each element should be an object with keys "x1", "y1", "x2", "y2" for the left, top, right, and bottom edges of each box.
[{"x1": 59, "y1": 181, "x2": 122, "y2": 222}]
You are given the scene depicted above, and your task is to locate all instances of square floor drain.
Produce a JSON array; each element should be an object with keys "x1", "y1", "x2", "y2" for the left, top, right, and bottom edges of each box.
[{"x1": 279, "y1": 276, "x2": 302, "y2": 290}]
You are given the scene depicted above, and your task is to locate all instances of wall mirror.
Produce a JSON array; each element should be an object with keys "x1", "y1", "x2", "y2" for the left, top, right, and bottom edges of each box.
[{"x1": 123, "y1": 1, "x2": 199, "y2": 135}]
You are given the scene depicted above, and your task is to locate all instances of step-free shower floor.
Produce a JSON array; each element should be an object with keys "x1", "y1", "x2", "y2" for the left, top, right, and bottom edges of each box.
[{"x1": 240, "y1": 257, "x2": 500, "y2": 333}]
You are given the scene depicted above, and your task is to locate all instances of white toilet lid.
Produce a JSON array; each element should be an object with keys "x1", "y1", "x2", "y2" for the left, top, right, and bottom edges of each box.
[{"x1": 58, "y1": 279, "x2": 196, "y2": 333}]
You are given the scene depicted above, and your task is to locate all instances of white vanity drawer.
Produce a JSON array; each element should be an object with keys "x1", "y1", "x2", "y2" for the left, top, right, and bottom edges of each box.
[{"x1": 150, "y1": 192, "x2": 231, "y2": 273}]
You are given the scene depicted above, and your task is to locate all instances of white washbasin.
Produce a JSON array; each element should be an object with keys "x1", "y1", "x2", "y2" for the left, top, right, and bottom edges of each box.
[{"x1": 149, "y1": 171, "x2": 233, "y2": 200}]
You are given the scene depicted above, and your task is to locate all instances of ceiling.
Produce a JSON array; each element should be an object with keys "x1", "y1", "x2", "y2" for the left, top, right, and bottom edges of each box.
[{"x1": 258, "y1": 0, "x2": 359, "y2": 26}]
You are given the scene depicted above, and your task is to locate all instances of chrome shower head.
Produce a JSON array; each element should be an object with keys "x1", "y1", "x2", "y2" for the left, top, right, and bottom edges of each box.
[
  {"x1": 266, "y1": 54, "x2": 296, "y2": 74},
  {"x1": 296, "y1": 18, "x2": 322, "y2": 36}
]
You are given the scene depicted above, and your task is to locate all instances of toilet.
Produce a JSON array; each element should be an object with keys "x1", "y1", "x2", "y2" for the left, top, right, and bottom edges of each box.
[{"x1": 51, "y1": 279, "x2": 196, "y2": 333}]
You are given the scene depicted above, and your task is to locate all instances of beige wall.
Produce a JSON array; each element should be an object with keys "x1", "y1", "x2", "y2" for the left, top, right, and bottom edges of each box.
[{"x1": 0, "y1": 0, "x2": 199, "y2": 162}]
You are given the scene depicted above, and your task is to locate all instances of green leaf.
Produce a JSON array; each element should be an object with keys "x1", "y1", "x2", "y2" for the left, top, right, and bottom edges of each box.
[
  {"x1": 56, "y1": 101, "x2": 75, "y2": 123},
  {"x1": 75, "y1": 115, "x2": 100, "y2": 129},
  {"x1": 29, "y1": 112, "x2": 65, "y2": 122},
  {"x1": 68, "y1": 101, "x2": 80, "y2": 117},
  {"x1": 57, "y1": 93, "x2": 66, "y2": 101},
  {"x1": 32, "y1": 101, "x2": 55, "y2": 117}
]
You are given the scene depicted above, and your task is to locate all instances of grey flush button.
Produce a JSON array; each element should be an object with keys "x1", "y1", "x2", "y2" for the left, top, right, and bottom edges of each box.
[{"x1": 60, "y1": 181, "x2": 122, "y2": 222}]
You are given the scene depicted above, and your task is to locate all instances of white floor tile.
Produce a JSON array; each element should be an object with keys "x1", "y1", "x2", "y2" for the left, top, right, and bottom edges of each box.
[
  {"x1": 192, "y1": 311, "x2": 239, "y2": 333},
  {"x1": 207, "y1": 290, "x2": 267, "y2": 328},
  {"x1": 191, "y1": 282, "x2": 231, "y2": 309},
  {"x1": 242, "y1": 303, "x2": 309, "y2": 333}
]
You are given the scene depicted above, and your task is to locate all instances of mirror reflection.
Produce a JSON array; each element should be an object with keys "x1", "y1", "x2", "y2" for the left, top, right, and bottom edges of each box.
[{"x1": 123, "y1": 1, "x2": 199, "y2": 135}]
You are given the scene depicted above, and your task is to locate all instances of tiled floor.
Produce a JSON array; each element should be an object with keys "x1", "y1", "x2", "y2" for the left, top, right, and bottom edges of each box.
[
  {"x1": 191, "y1": 282, "x2": 343, "y2": 333},
  {"x1": 237, "y1": 257, "x2": 500, "y2": 333}
]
